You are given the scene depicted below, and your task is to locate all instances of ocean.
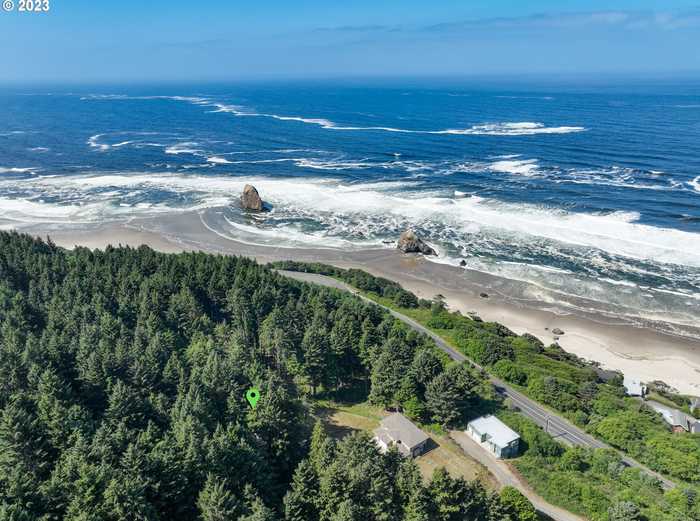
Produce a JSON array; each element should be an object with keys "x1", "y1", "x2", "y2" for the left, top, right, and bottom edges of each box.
[{"x1": 1, "y1": 80, "x2": 699, "y2": 338}]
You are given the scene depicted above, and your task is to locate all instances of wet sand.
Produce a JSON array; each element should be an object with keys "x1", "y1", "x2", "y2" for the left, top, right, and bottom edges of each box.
[{"x1": 23, "y1": 212, "x2": 700, "y2": 396}]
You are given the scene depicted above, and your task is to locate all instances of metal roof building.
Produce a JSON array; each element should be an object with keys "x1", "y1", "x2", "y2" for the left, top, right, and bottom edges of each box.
[
  {"x1": 467, "y1": 415, "x2": 520, "y2": 458},
  {"x1": 646, "y1": 400, "x2": 698, "y2": 433}
]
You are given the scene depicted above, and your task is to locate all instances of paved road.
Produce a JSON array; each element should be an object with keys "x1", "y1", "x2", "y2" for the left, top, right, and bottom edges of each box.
[{"x1": 277, "y1": 270, "x2": 676, "y2": 492}]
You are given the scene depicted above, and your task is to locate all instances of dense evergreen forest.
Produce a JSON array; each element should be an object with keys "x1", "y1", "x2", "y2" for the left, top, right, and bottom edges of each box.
[{"x1": 0, "y1": 232, "x2": 526, "y2": 521}]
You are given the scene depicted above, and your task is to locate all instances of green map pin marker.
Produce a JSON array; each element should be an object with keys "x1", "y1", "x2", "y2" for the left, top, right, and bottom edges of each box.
[{"x1": 246, "y1": 387, "x2": 261, "y2": 409}]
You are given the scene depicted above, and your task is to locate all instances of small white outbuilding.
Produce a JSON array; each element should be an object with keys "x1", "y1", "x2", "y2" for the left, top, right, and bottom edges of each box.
[
  {"x1": 467, "y1": 415, "x2": 520, "y2": 458},
  {"x1": 623, "y1": 376, "x2": 647, "y2": 397}
]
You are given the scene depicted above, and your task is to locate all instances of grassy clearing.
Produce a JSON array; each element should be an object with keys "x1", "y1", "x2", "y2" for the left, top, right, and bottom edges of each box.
[{"x1": 314, "y1": 399, "x2": 496, "y2": 489}]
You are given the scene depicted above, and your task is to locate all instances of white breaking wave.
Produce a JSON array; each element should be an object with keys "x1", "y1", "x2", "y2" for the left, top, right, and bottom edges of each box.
[
  {"x1": 4, "y1": 172, "x2": 700, "y2": 268},
  {"x1": 206, "y1": 156, "x2": 233, "y2": 164},
  {"x1": 208, "y1": 100, "x2": 584, "y2": 135},
  {"x1": 87, "y1": 134, "x2": 110, "y2": 151},
  {"x1": 165, "y1": 142, "x2": 203, "y2": 156},
  {"x1": 433, "y1": 122, "x2": 584, "y2": 135},
  {"x1": 689, "y1": 176, "x2": 700, "y2": 194},
  {"x1": 222, "y1": 217, "x2": 360, "y2": 249},
  {"x1": 82, "y1": 94, "x2": 586, "y2": 136},
  {"x1": 292, "y1": 158, "x2": 431, "y2": 171},
  {"x1": 496, "y1": 95, "x2": 555, "y2": 101},
  {"x1": 0, "y1": 167, "x2": 36, "y2": 174},
  {"x1": 0, "y1": 197, "x2": 106, "y2": 223},
  {"x1": 87, "y1": 135, "x2": 136, "y2": 151},
  {"x1": 293, "y1": 158, "x2": 376, "y2": 170},
  {"x1": 488, "y1": 158, "x2": 540, "y2": 176}
]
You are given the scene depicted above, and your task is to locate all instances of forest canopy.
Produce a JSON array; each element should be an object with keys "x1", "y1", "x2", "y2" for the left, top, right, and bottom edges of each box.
[{"x1": 0, "y1": 232, "x2": 517, "y2": 521}]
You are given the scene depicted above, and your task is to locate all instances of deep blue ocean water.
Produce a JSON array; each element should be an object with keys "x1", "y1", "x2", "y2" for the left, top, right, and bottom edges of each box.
[{"x1": 1, "y1": 81, "x2": 699, "y2": 334}]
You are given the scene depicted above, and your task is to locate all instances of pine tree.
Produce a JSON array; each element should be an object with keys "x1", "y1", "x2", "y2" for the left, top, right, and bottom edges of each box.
[
  {"x1": 0, "y1": 395, "x2": 52, "y2": 496},
  {"x1": 103, "y1": 475, "x2": 157, "y2": 521},
  {"x1": 425, "y1": 373, "x2": 461, "y2": 427},
  {"x1": 240, "y1": 487, "x2": 278, "y2": 521},
  {"x1": 395, "y1": 458, "x2": 423, "y2": 504},
  {"x1": 283, "y1": 460, "x2": 319, "y2": 521},
  {"x1": 410, "y1": 349, "x2": 443, "y2": 395},
  {"x1": 329, "y1": 499, "x2": 361, "y2": 521},
  {"x1": 197, "y1": 474, "x2": 239, "y2": 521},
  {"x1": 309, "y1": 421, "x2": 335, "y2": 475},
  {"x1": 404, "y1": 486, "x2": 435, "y2": 521},
  {"x1": 428, "y1": 468, "x2": 465, "y2": 521},
  {"x1": 301, "y1": 321, "x2": 328, "y2": 395},
  {"x1": 368, "y1": 352, "x2": 402, "y2": 409}
]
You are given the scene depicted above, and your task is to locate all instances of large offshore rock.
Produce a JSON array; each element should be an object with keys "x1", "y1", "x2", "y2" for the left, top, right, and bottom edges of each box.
[
  {"x1": 241, "y1": 184, "x2": 264, "y2": 211},
  {"x1": 396, "y1": 229, "x2": 437, "y2": 256}
]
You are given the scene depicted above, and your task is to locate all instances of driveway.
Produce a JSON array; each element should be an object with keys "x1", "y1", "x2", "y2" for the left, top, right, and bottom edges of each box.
[{"x1": 450, "y1": 431, "x2": 587, "y2": 521}]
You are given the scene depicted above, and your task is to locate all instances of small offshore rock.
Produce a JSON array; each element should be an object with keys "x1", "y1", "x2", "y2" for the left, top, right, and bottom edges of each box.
[
  {"x1": 396, "y1": 229, "x2": 437, "y2": 256},
  {"x1": 479, "y1": 292, "x2": 489, "y2": 298},
  {"x1": 552, "y1": 328, "x2": 565, "y2": 336},
  {"x1": 459, "y1": 259, "x2": 467, "y2": 267}
]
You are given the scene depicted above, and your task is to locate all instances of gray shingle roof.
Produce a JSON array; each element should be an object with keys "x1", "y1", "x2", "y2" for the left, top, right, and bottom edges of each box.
[{"x1": 374, "y1": 412, "x2": 428, "y2": 451}]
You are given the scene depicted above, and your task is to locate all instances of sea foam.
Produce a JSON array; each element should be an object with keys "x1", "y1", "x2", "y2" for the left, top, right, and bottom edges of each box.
[
  {"x1": 689, "y1": 176, "x2": 700, "y2": 194},
  {"x1": 10, "y1": 172, "x2": 700, "y2": 268}
]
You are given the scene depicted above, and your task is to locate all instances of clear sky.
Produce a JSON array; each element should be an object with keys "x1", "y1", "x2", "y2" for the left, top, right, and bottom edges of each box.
[{"x1": 1, "y1": 0, "x2": 699, "y2": 83}]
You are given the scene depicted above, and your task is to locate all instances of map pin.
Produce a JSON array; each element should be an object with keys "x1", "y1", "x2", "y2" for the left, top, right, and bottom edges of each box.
[{"x1": 246, "y1": 387, "x2": 261, "y2": 409}]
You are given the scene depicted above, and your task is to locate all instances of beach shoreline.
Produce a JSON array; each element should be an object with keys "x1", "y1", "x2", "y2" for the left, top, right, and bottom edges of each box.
[{"x1": 18, "y1": 213, "x2": 700, "y2": 396}]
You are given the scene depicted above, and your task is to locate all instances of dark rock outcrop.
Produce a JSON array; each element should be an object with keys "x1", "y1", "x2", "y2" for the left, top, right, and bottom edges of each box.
[
  {"x1": 552, "y1": 328, "x2": 565, "y2": 336},
  {"x1": 396, "y1": 229, "x2": 436, "y2": 256},
  {"x1": 459, "y1": 259, "x2": 467, "y2": 267},
  {"x1": 241, "y1": 184, "x2": 264, "y2": 211}
]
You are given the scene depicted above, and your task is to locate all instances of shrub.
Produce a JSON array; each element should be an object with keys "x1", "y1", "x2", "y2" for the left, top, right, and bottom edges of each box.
[
  {"x1": 492, "y1": 359, "x2": 528, "y2": 386},
  {"x1": 499, "y1": 486, "x2": 538, "y2": 521}
]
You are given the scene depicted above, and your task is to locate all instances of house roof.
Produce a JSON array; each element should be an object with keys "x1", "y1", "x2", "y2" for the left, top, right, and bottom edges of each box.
[
  {"x1": 468, "y1": 415, "x2": 520, "y2": 448},
  {"x1": 374, "y1": 413, "x2": 429, "y2": 451},
  {"x1": 646, "y1": 400, "x2": 694, "y2": 430},
  {"x1": 623, "y1": 376, "x2": 646, "y2": 396}
]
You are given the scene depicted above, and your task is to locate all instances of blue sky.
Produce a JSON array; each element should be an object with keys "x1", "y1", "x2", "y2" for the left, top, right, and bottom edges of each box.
[{"x1": 1, "y1": 0, "x2": 700, "y2": 82}]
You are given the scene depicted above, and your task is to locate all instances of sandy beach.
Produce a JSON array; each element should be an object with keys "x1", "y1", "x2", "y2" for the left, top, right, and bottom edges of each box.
[{"x1": 20, "y1": 212, "x2": 700, "y2": 397}]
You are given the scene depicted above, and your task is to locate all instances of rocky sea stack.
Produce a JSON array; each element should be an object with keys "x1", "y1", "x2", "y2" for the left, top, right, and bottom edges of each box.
[
  {"x1": 396, "y1": 229, "x2": 437, "y2": 256},
  {"x1": 241, "y1": 184, "x2": 264, "y2": 211}
]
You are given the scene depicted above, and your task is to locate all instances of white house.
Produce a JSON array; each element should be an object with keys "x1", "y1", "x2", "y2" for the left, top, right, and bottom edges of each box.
[
  {"x1": 646, "y1": 400, "x2": 699, "y2": 434},
  {"x1": 467, "y1": 415, "x2": 520, "y2": 458},
  {"x1": 623, "y1": 376, "x2": 647, "y2": 397},
  {"x1": 690, "y1": 398, "x2": 700, "y2": 415},
  {"x1": 373, "y1": 412, "x2": 429, "y2": 458}
]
